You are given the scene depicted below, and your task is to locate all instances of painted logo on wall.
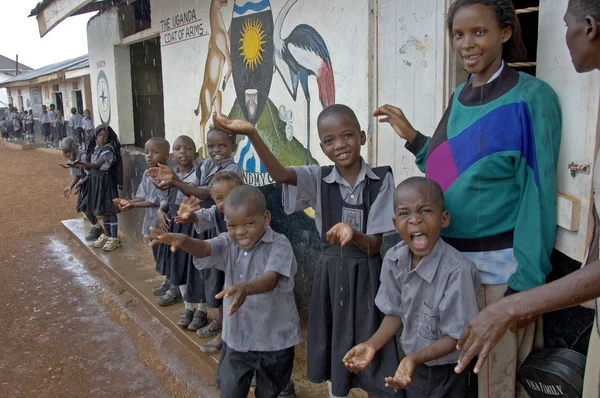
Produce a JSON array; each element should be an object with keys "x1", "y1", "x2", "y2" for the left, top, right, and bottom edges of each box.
[
  {"x1": 194, "y1": 0, "x2": 336, "y2": 183},
  {"x1": 97, "y1": 70, "x2": 111, "y2": 124}
]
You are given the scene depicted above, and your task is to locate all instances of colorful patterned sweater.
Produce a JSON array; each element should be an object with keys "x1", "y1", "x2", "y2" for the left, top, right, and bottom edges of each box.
[{"x1": 406, "y1": 66, "x2": 561, "y2": 292}]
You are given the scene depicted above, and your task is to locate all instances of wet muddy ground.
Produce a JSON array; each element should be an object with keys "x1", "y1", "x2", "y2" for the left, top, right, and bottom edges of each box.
[{"x1": 0, "y1": 146, "x2": 218, "y2": 398}]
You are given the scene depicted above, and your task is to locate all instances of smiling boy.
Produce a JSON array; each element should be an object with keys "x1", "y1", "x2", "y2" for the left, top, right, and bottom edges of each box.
[{"x1": 146, "y1": 185, "x2": 301, "y2": 397}]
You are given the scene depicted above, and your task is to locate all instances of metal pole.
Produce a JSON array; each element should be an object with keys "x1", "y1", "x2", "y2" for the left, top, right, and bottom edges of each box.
[{"x1": 15, "y1": 54, "x2": 19, "y2": 75}]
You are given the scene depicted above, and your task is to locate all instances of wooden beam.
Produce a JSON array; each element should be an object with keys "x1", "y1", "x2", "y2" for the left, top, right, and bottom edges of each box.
[{"x1": 35, "y1": 0, "x2": 93, "y2": 37}]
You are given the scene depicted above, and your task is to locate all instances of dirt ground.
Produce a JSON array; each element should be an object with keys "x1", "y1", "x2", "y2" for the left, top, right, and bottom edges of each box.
[{"x1": 0, "y1": 145, "x2": 219, "y2": 398}]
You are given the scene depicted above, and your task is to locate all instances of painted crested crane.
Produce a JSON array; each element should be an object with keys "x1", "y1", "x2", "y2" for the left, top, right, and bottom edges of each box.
[{"x1": 274, "y1": 0, "x2": 335, "y2": 164}]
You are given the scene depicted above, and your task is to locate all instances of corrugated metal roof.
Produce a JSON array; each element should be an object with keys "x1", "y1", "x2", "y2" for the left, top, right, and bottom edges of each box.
[
  {"x1": 1, "y1": 55, "x2": 88, "y2": 85},
  {"x1": 0, "y1": 54, "x2": 33, "y2": 72}
]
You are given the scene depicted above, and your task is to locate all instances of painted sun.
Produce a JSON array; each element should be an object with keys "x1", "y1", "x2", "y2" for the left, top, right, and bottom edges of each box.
[{"x1": 239, "y1": 18, "x2": 266, "y2": 71}]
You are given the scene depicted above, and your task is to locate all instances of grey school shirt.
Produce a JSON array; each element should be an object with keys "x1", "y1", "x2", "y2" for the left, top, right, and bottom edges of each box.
[
  {"x1": 90, "y1": 143, "x2": 116, "y2": 171},
  {"x1": 192, "y1": 205, "x2": 224, "y2": 270},
  {"x1": 135, "y1": 173, "x2": 161, "y2": 236},
  {"x1": 204, "y1": 227, "x2": 302, "y2": 352},
  {"x1": 375, "y1": 238, "x2": 481, "y2": 366},
  {"x1": 159, "y1": 163, "x2": 200, "y2": 207},
  {"x1": 69, "y1": 149, "x2": 88, "y2": 178},
  {"x1": 197, "y1": 157, "x2": 242, "y2": 186},
  {"x1": 282, "y1": 158, "x2": 395, "y2": 236}
]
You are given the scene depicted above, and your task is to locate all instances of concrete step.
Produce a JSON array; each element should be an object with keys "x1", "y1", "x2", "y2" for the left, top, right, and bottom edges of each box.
[
  {"x1": 3, "y1": 140, "x2": 44, "y2": 150},
  {"x1": 61, "y1": 218, "x2": 351, "y2": 397}
]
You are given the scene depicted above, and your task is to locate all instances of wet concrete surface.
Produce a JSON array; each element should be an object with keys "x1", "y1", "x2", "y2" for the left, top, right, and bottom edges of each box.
[{"x1": 0, "y1": 231, "x2": 219, "y2": 398}]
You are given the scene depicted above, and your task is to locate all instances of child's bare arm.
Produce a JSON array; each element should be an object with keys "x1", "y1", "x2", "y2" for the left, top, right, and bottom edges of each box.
[
  {"x1": 64, "y1": 176, "x2": 80, "y2": 197},
  {"x1": 171, "y1": 182, "x2": 211, "y2": 201},
  {"x1": 216, "y1": 271, "x2": 282, "y2": 316},
  {"x1": 213, "y1": 114, "x2": 297, "y2": 185},
  {"x1": 146, "y1": 227, "x2": 212, "y2": 258}
]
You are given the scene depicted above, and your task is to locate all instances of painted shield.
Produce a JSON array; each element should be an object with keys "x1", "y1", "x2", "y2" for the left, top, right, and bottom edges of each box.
[{"x1": 231, "y1": 0, "x2": 274, "y2": 126}]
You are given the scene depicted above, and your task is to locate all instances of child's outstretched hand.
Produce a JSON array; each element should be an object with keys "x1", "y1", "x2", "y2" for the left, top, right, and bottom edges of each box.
[
  {"x1": 63, "y1": 186, "x2": 72, "y2": 198},
  {"x1": 342, "y1": 342, "x2": 376, "y2": 373},
  {"x1": 385, "y1": 356, "x2": 416, "y2": 391},
  {"x1": 116, "y1": 199, "x2": 134, "y2": 211},
  {"x1": 157, "y1": 208, "x2": 171, "y2": 231},
  {"x1": 147, "y1": 163, "x2": 177, "y2": 181},
  {"x1": 58, "y1": 163, "x2": 70, "y2": 169},
  {"x1": 150, "y1": 178, "x2": 174, "y2": 191},
  {"x1": 212, "y1": 112, "x2": 256, "y2": 136},
  {"x1": 373, "y1": 104, "x2": 417, "y2": 143},
  {"x1": 145, "y1": 227, "x2": 186, "y2": 252},
  {"x1": 216, "y1": 283, "x2": 250, "y2": 316},
  {"x1": 326, "y1": 222, "x2": 355, "y2": 246},
  {"x1": 177, "y1": 196, "x2": 201, "y2": 222}
]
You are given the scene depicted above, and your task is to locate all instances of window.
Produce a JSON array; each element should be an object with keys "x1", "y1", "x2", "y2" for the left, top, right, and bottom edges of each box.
[{"x1": 510, "y1": 0, "x2": 539, "y2": 76}]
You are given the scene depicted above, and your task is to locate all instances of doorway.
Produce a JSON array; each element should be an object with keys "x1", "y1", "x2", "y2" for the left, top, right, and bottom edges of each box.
[
  {"x1": 53, "y1": 92, "x2": 64, "y2": 116},
  {"x1": 130, "y1": 36, "x2": 165, "y2": 147},
  {"x1": 73, "y1": 90, "x2": 84, "y2": 113}
]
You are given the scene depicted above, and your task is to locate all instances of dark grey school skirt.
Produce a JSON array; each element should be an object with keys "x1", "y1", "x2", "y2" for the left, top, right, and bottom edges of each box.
[{"x1": 307, "y1": 246, "x2": 404, "y2": 397}]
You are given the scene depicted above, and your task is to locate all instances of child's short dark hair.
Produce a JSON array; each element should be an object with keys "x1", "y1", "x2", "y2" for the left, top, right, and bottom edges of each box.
[
  {"x1": 146, "y1": 137, "x2": 170, "y2": 153},
  {"x1": 61, "y1": 137, "x2": 77, "y2": 151},
  {"x1": 174, "y1": 135, "x2": 197, "y2": 152},
  {"x1": 209, "y1": 171, "x2": 244, "y2": 189},
  {"x1": 224, "y1": 185, "x2": 266, "y2": 214},
  {"x1": 568, "y1": 0, "x2": 600, "y2": 20},
  {"x1": 71, "y1": 107, "x2": 77, "y2": 114},
  {"x1": 207, "y1": 126, "x2": 236, "y2": 145},
  {"x1": 394, "y1": 177, "x2": 445, "y2": 211},
  {"x1": 317, "y1": 104, "x2": 361, "y2": 132},
  {"x1": 447, "y1": 0, "x2": 527, "y2": 63}
]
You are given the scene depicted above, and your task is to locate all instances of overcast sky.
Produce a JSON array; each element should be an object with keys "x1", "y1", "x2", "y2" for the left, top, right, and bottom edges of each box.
[{"x1": 0, "y1": 0, "x2": 92, "y2": 69}]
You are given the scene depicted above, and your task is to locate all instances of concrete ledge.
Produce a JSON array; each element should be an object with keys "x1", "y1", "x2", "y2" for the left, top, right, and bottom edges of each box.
[
  {"x1": 36, "y1": 147, "x2": 64, "y2": 155},
  {"x1": 3, "y1": 141, "x2": 44, "y2": 150}
]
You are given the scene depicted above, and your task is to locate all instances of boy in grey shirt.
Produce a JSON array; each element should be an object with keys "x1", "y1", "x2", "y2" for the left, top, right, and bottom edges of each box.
[
  {"x1": 343, "y1": 177, "x2": 480, "y2": 397},
  {"x1": 147, "y1": 185, "x2": 301, "y2": 397}
]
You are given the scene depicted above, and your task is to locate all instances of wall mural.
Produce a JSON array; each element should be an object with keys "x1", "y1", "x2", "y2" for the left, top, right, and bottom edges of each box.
[{"x1": 194, "y1": 0, "x2": 336, "y2": 186}]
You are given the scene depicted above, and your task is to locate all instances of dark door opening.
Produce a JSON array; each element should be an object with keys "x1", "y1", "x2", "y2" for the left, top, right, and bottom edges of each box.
[
  {"x1": 130, "y1": 36, "x2": 165, "y2": 147},
  {"x1": 74, "y1": 90, "x2": 84, "y2": 113},
  {"x1": 54, "y1": 92, "x2": 64, "y2": 116}
]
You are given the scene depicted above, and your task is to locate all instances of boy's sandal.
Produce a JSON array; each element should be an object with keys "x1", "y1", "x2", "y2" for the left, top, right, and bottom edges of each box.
[
  {"x1": 196, "y1": 319, "x2": 221, "y2": 337},
  {"x1": 200, "y1": 333, "x2": 223, "y2": 355}
]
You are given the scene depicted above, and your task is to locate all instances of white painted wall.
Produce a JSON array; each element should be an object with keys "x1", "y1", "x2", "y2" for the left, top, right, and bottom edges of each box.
[
  {"x1": 0, "y1": 72, "x2": 12, "y2": 107},
  {"x1": 87, "y1": 9, "x2": 134, "y2": 144},
  {"x1": 374, "y1": 0, "x2": 448, "y2": 183}
]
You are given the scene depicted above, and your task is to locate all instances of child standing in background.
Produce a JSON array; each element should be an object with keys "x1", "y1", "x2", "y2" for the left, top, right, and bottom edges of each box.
[
  {"x1": 213, "y1": 105, "x2": 401, "y2": 397},
  {"x1": 148, "y1": 129, "x2": 242, "y2": 332},
  {"x1": 71, "y1": 125, "x2": 123, "y2": 252},
  {"x1": 70, "y1": 108, "x2": 84, "y2": 149},
  {"x1": 40, "y1": 105, "x2": 51, "y2": 147},
  {"x1": 82, "y1": 109, "x2": 94, "y2": 144},
  {"x1": 115, "y1": 137, "x2": 171, "y2": 294},
  {"x1": 59, "y1": 137, "x2": 103, "y2": 241},
  {"x1": 25, "y1": 110, "x2": 34, "y2": 141}
]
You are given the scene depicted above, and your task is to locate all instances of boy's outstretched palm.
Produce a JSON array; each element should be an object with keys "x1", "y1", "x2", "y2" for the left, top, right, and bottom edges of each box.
[
  {"x1": 147, "y1": 163, "x2": 176, "y2": 182},
  {"x1": 177, "y1": 196, "x2": 201, "y2": 223},
  {"x1": 145, "y1": 227, "x2": 186, "y2": 252},
  {"x1": 212, "y1": 112, "x2": 255, "y2": 136},
  {"x1": 342, "y1": 343, "x2": 376, "y2": 373},
  {"x1": 385, "y1": 356, "x2": 416, "y2": 390},
  {"x1": 216, "y1": 283, "x2": 250, "y2": 316}
]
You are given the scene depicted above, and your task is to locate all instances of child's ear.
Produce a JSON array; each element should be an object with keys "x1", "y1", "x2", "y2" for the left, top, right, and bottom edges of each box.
[
  {"x1": 441, "y1": 210, "x2": 450, "y2": 229},
  {"x1": 586, "y1": 15, "x2": 600, "y2": 40},
  {"x1": 232, "y1": 143, "x2": 238, "y2": 153},
  {"x1": 360, "y1": 130, "x2": 367, "y2": 145},
  {"x1": 264, "y1": 210, "x2": 271, "y2": 227}
]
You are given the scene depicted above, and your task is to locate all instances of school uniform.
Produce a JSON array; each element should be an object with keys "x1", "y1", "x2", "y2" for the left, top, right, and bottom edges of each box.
[
  {"x1": 72, "y1": 149, "x2": 90, "y2": 214},
  {"x1": 48, "y1": 110, "x2": 56, "y2": 138},
  {"x1": 376, "y1": 239, "x2": 481, "y2": 397},
  {"x1": 87, "y1": 142, "x2": 120, "y2": 216},
  {"x1": 204, "y1": 227, "x2": 302, "y2": 398},
  {"x1": 82, "y1": 116, "x2": 94, "y2": 142},
  {"x1": 25, "y1": 115, "x2": 34, "y2": 136},
  {"x1": 192, "y1": 205, "x2": 227, "y2": 308},
  {"x1": 40, "y1": 112, "x2": 51, "y2": 140},
  {"x1": 184, "y1": 157, "x2": 242, "y2": 305},
  {"x1": 155, "y1": 164, "x2": 201, "y2": 287},
  {"x1": 70, "y1": 113, "x2": 84, "y2": 144},
  {"x1": 282, "y1": 159, "x2": 400, "y2": 397},
  {"x1": 135, "y1": 173, "x2": 162, "y2": 260}
]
